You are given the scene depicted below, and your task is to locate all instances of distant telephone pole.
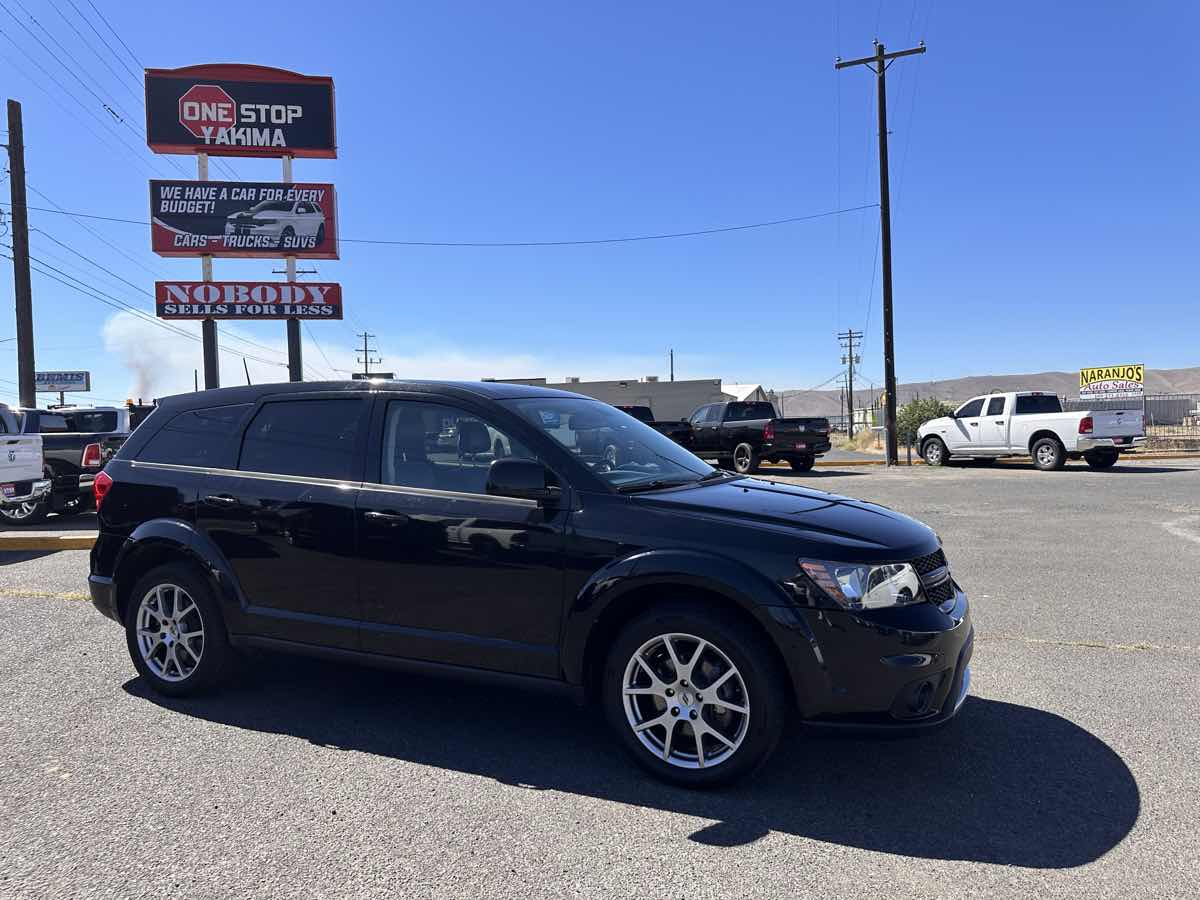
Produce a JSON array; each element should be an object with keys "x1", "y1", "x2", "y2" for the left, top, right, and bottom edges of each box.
[
  {"x1": 837, "y1": 40, "x2": 926, "y2": 466},
  {"x1": 838, "y1": 329, "x2": 862, "y2": 437},
  {"x1": 356, "y1": 332, "x2": 381, "y2": 377},
  {"x1": 5, "y1": 99, "x2": 35, "y2": 408},
  {"x1": 669, "y1": 348, "x2": 675, "y2": 382}
]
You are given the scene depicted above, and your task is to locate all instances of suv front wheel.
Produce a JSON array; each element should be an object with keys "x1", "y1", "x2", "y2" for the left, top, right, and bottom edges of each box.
[
  {"x1": 124, "y1": 563, "x2": 234, "y2": 697},
  {"x1": 602, "y1": 603, "x2": 786, "y2": 787}
]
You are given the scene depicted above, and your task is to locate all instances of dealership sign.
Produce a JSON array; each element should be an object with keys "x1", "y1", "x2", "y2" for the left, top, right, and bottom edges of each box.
[
  {"x1": 35, "y1": 371, "x2": 91, "y2": 393},
  {"x1": 1079, "y1": 364, "x2": 1145, "y2": 400},
  {"x1": 150, "y1": 180, "x2": 338, "y2": 258},
  {"x1": 155, "y1": 281, "x2": 343, "y2": 320},
  {"x1": 145, "y1": 64, "x2": 336, "y2": 158}
]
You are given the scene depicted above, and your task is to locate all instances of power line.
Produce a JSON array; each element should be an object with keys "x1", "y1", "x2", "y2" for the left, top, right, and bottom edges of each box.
[
  {"x1": 0, "y1": 201, "x2": 880, "y2": 247},
  {"x1": 47, "y1": 0, "x2": 143, "y2": 109},
  {"x1": 80, "y1": 0, "x2": 140, "y2": 79}
]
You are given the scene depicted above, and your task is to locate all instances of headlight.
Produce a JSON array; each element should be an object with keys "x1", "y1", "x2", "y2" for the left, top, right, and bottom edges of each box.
[{"x1": 799, "y1": 560, "x2": 925, "y2": 610}]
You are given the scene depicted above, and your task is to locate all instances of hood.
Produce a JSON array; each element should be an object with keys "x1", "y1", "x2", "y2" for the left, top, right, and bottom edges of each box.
[
  {"x1": 919, "y1": 416, "x2": 953, "y2": 435},
  {"x1": 635, "y1": 477, "x2": 939, "y2": 560}
]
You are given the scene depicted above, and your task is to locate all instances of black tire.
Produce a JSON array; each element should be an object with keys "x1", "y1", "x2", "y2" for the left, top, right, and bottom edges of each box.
[
  {"x1": 1084, "y1": 449, "x2": 1119, "y2": 470},
  {"x1": 602, "y1": 602, "x2": 788, "y2": 788},
  {"x1": 732, "y1": 442, "x2": 760, "y2": 474},
  {"x1": 124, "y1": 562, "x2": 234, "y2": 697},
  {"x1": 921, "y1": 437, "x2": 948, "y2": 467},
  {"x1": 1031, "y1": 437, "x2": 1066, "y2": 471},
  {"x1": 715, "y1": 457, "x2": 735, "y2": 471},
  {"x1": 0, "y1": 496, "x2": 50, "y2": 525},
  {"x1": 788, "y1": 455, "x2": 815, "y2": 472}
]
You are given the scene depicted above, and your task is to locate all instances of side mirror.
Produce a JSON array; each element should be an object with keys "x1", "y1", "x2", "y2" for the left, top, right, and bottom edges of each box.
[{"x1": 487, "y1": 458, "x2": 561, "y2": 504}]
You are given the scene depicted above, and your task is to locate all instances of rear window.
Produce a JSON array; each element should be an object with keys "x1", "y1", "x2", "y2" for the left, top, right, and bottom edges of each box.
[
  {"x1": 724, "y1": 402, "x2": 776, "y2": 421},
  {"x1": 1014, "y1": 395, "x2": 1063, "y2": 415},
  {"x1": 137, "y1": 404, "x2": 252, "y2": 469},
  {"x1": 35, "y1": 413, "x2": 69, "y2": 433},
  {"x1": 238, "y1": 399, "x2": 364, "y2": 481},
  {"x1": 62, "y1": 411, "x2": 118, "y2": 433}
]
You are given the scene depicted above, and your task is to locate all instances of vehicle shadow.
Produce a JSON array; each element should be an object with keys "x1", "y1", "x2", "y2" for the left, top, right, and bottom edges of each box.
[
  {"x1": 124, "y1": 655, "x2": 1139, "y2": 868},
  {"x1": 0, "y1": 549, "x2": 55, "y2": 566},
  {"x1": 991, "y1": 461, "x2": 1191, "y2": 474}
]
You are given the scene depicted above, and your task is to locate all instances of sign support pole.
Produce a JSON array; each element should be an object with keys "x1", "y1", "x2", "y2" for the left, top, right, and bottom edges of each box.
[
  {"x1": 197, "y1": 152, "x2": 219, "y2": 389},
  {"x1": 282, "y1": 154, "x2": 303, "y2": 382}
]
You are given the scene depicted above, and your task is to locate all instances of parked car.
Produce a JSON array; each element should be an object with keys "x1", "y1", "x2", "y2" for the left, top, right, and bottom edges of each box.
[
  {"x1": 687, "y1": 400, "x2": 831, "y2": 473},
  {"x1": 613, "y1": 405, "x2": 693, "y2": 448},
  {"x1": 224, "y1": 198, "x2": 326, "y2": 248},
  {"x1": 0, "y1": 404, "x2": 50, "y2": 514},
  {"x1": 917, "y1": 391, "x2": 1145, "y2": 471},
  {"x1": 88, "y1": 380, "x2": 972, "y2": 787},
  {"x1": 1, "y1": 406, "x2": 130, "y2": 524}
]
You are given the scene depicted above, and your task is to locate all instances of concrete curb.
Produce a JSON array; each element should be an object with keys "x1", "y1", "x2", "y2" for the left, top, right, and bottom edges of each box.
[{"x1": 0, "y1": 534, "x2": 97, "y2": 551}]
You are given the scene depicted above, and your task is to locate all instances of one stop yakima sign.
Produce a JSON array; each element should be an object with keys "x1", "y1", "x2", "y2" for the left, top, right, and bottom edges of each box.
[{"x1": 178, "y1": 84, "x2": 236, "y2": 138}]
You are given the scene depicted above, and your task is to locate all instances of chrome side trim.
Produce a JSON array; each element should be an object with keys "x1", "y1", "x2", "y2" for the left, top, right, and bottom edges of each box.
[{"x1": 128, "y1": 460, "x2": 539, "y2": 508}]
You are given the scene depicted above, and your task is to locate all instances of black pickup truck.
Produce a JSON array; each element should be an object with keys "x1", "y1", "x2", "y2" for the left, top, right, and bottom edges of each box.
[
  {"x1": 686, "y1": 401, "x2": 830, "y2": 473},
  {"x1": 0, "y1": 407, "x2": 129, "y2": 525},
  {"x1": 614, "y1": 405, "x2": 693, "y2": 448}
]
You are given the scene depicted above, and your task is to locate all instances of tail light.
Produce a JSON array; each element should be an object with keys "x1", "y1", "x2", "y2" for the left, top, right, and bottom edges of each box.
[
  {"x1": 763, "y1": 421, "x2": 775, "y2": 441},
  {"x1": 1078, "y1": 416, "x2": 1094, "y2": 435},
  {"x1": 81, "y1": 442, "x2": 102, "y2": 468},
  {"x1": 93, "y1": 470, "x2": 113, "y2": 510}
]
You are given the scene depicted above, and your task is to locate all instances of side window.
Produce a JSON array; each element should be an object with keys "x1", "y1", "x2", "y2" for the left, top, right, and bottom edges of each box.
[
  {"x1": 985, "y1": 397, "x2": 1006, "y2": 417},
  {"x1": 689, "y1": 405, "x2": 711, "y2": 426},
  {"x1": 38, "y1": 414, "x2": 69, "y2": 433},
  {"x1": 956, "y1": 398, "x2": 985, "y2": 419},
  {"x1": 380, "y1": 401, "x2": 533, "y2": 494},
  {"x1": 138, "y1": 404, "x2": 252, "y2": 468},
  {"x1": 239, "y1": 399, "x2": 365, "y2": 481}
]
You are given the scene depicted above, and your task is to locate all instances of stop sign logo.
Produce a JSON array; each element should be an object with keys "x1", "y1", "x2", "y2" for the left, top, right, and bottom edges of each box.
[{"x1": 178, "y1": 84, "x2": 236, "y2": 138}]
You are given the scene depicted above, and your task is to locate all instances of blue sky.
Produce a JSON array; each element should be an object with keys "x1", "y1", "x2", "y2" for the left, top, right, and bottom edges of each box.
[{"x1": 1, "y1": 0, "x2": 1196, "y2": 404}]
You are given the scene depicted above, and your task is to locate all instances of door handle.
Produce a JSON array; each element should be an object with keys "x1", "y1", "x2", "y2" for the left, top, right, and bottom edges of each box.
[
  {"x1": 993, "y1": 420, "x2": 1004, "y2": 424},
  {"x1": 968, "y1": 422, "x2": 978, "y2": 427},
  {"x1": 364, "y1": 510, "x2": 410, "y2": 527},
  {"x1": 203, "y1": 494, "x2": 239, "y2": 506}
]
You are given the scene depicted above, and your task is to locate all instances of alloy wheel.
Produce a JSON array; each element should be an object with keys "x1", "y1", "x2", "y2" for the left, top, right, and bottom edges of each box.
[
  {"x1": 3, "y1": 501, "x2": 39, "y2": 520},
  {"x1": 925, "y1": 441, "x2": 942, "y2": 465},
  {"x1": 734, "y1": 447, "x2": 750, "y2": 471},
  {"x1": 135, "y1": 584, "x2": 205, "y2": 682},
  {"x1": 1036, "y1": 444, "x2": 1056, "y2": 466},
  {"x1": 622, "y1": 632, "x2": 750, "y2": 769}
]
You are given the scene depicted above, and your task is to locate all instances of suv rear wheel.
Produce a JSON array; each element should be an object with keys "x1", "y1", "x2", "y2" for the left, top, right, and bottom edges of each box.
[
  {"x1": 124, "y1": 563, "x2": 233, "y2": 697},
  {"x1": 602, "y1": 603, "x2": 786, "y2": 787}
]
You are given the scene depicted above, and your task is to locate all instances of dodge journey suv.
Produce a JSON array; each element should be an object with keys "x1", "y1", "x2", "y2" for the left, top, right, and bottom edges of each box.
[{"x1": 89, "y1": 380, "x2": 973, "y2": 787}]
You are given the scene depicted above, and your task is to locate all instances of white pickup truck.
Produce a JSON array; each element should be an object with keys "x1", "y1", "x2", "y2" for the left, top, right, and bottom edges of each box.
[
  {"x1": 917, "y1": 391, "x2": 1145, "y2": 471},
  {"x1": 0, "y1": 404, "x2": 50, "y2": 512}
]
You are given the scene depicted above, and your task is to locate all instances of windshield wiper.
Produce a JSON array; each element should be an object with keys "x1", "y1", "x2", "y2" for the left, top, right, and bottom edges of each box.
[
  {"x1": 696, "y1": 469, "x2": 736, "y2": 483},
  {"x1": 616, "y1": 478, "x2": 696, "y2": 494}
]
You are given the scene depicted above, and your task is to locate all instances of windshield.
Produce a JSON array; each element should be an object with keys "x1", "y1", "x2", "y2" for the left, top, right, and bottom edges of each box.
[
  {"x1": 502, "y1": 397, "x2": 715, "y2": 491},
  {"x1": 248, "y1": 200, "x2": 293, "y2": 214}
]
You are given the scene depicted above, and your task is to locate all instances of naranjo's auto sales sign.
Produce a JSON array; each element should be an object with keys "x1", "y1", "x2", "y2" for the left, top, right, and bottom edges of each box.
[
  {"x1": 156, "y1": 281, "x2": 343, "y2": 320},
  {"x1": 1079, "y1": 363, "x2": 1145, "y2": 400},
  {"x1": 145, "y1": 64, "x2": 336, "y2": 158},
  {"x1": 150, "y1": 180, "x2": 338, "y2": 258}
]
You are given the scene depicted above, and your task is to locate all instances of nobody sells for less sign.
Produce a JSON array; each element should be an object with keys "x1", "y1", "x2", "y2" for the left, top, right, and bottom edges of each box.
[{"x1": 156, "y1": 281, "x2": 343, "y2": 320}]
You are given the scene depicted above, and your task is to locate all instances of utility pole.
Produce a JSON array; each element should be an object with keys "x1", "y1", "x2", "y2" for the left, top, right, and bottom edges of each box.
[
  {"x1": 356, "y1": 332, "x2": 381, "y2": 378},
  {"x1": 836, "y1": 40, "x2": 925, "y2": 466},
  {"x1": 5, "y1": 100, "x2": 35, "y2": 407},
  {"x1": 197, "y1": 152, "x2": 219, "y2": 390},
  {"x1": 669, "y1": 348, "x2": 675, "y2": 382},
  {"x1": 838, "y1": 329, "x2": 862, "y2": 438},
  {"x1": 282, "y1": 154, "x2": 302, "y2": 382}
]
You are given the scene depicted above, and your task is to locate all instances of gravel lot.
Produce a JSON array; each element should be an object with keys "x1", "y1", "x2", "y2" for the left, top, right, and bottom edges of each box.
[{"x1": 2, "y1": 458, "x2": 1198, "y2": 899}]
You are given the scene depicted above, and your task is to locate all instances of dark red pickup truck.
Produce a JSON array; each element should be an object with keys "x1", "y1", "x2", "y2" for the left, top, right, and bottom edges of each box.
[{"x1": 686, "y1": 401, "x2": 830, "y2": 473}]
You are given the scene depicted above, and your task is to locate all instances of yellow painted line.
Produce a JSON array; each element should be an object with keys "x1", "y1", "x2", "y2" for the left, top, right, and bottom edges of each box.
[
  {"x1": 0, "y1": 534, "x2": 96, "y2": 551},
  {"x1": 0, "y1": 588, "x2": 89, "y2": 602}
]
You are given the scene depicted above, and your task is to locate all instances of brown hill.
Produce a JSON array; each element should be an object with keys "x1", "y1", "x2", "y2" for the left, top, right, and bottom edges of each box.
[{"x1": 778, "y1": 366, "x2": 1200, "y2": 417}]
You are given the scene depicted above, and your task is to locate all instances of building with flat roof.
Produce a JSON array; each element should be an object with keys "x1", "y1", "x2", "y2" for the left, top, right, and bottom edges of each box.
[{"x1": 483, "y1": 376, "x2": 771, "y2": 421}]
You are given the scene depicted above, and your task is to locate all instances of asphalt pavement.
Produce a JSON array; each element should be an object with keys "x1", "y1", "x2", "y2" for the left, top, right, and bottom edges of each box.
[{"x1": 1, "y1": 458, "x2": 1198, "y2": 899}]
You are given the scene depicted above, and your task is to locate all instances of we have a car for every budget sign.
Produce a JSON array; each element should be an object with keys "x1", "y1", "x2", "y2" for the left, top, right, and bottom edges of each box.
[
  {"x1": 156, "y1": 281, "x2": 343, "y2": 320},
  {"x1": 150, "y1": 180, "x2": 338, "y2": 258}
]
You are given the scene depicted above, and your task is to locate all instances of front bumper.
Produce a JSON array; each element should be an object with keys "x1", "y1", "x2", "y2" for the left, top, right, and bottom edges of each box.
[
  {"x1": 1077, "y1": 436, "x2": 1145, "y2": 452},
  {"x1": 772, "y1": 586, "x2": 974, "y2": 730},
  {"x1": 0, "y1": 478, "x2": 51, "y2": 508}
]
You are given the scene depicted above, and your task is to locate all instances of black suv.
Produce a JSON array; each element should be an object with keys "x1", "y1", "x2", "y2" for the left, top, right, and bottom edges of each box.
[{"x1": 89, "y1": 381, "x2": 973, "y2": 786}]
